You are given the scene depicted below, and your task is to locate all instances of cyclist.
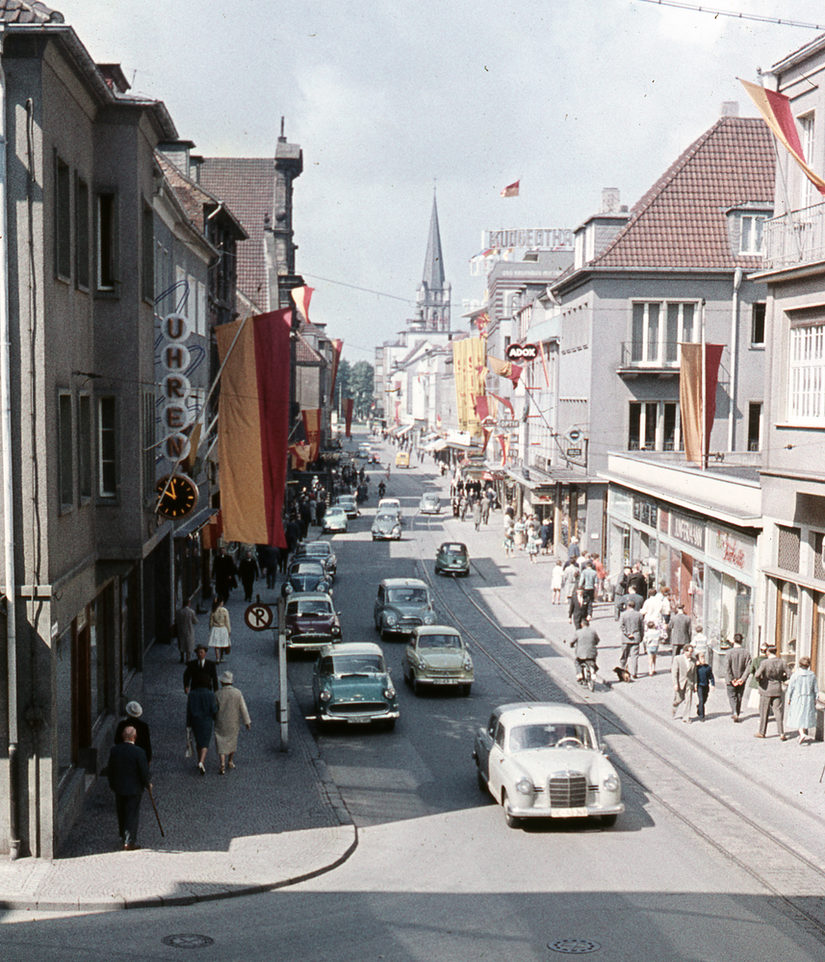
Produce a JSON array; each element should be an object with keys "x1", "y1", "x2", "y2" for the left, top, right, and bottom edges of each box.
[
  {"x1": 570, "y1": 615, "x2": 600, "y2": 685},
  {"x1": 378, "y1": 481, "x2": 386, "y2": 499}
]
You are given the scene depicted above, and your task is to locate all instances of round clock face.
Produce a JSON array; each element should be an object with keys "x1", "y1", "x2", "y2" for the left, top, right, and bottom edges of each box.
[{"x1": 156, "y1": 473, "x2": 198, "y2": 520}]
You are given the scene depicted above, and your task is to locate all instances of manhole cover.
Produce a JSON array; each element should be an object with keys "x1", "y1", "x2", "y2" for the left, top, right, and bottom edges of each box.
[
  {"x1": 162, "y1": 934, "x2": 215, "y2": 949},
  {"x1": 548, "y1": 938, "x2": 601, "y2": 955}
]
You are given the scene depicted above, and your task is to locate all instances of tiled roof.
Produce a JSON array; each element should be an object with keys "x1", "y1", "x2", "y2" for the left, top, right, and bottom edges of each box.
[
  {"x1": 592, "y1": 117, "x2": 775, "y2": 271},
  {"x1": 156, "y1": 154, "x2": 247, "y2": 240},
  {"x1": 198, "y1": 158, "x2": 275, "y2": 310},
  {"x1": 0, "y1": 0, "x2": 63, "y2": 23}
]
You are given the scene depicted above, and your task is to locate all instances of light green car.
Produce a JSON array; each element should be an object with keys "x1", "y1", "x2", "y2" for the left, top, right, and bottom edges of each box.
[{"x1": 402, "y1": 625, "x2": 473, "y2": 696}]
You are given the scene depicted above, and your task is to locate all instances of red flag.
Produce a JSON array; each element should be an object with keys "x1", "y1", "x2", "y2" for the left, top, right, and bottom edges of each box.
[
  {"x1": 329, "y1": 338, "x2": 343, "y2": 403},
  {"x1": 679, "y1": 343, "x2": 724, "y2": 464},
  {"x1": 474, "y1": 394, "x2": 490, "y2": 422},
  {"x1": 500, "y1": 180, "x2": 519, "y2": 198},
  {"x1": 344, "y1": 398, "x2": 354, "y2": 438},
  {"x1": 740, "y1": 79, "x2": 825, "y2": 195},
  {"x1": 215, "y1": 310, "x2": 291, "y2": 548},
  {"x1": 489, "y1": 392, "x2": 514, "y2": 417},
  {"x1": 201, "y1": 511, "x2": 223, "y2": 551},
  {"x1": 302, "y1": 408, "x2": 322, "y2": 463},
  {"x1": 474, "y1": 311, "x2": 490, "y2": 335},
  {"x1": 497, "y1": 434, "x2": 509, "y2": 466},
  {"x1": 488, "y1": 355, "x2": 522, "y2": 387},
  {"x1": 290, "y1": 285, "x2": 315, "y2": 322}
]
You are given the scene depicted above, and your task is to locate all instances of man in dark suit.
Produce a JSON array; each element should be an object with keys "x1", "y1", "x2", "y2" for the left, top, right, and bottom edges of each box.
[
  {"x1": 106, "y1": 725, "x2": 151, "y2": 850},
  {"x1": 669, "y1": 604, "x2": 693, "y2": 656},
  {"x1": 114, "y1": 700, "x2": 152, "y2": 764},
  {"x1": 617, "y1": 598, "x2": 644, "y2": 680},
  {"x1": 754, "y1": 647, "x2": 789, "y2": 739},
  {"x1": 184, "y1": 643, "x2": 219, "y2": 694}
]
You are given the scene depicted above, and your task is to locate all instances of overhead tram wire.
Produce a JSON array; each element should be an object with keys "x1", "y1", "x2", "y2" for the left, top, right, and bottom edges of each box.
[
  {"x1": 301, "y1": 272, "x2": 417, "y2": 305},
  {"x1": 635, "y1": 0, "x2": 825, "y2": 31}
]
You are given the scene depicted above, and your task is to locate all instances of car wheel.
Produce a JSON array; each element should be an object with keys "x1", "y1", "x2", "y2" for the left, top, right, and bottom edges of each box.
[
  {"x1": 600, "y1": 814, "x2": 618, "y2": 827},
  {"x1": 461, "y1": 683, "x2": 472, "y2": 697},
  {"x1": 502, "y1": 792, "x2": 520, "y2": 829},
  {"x1": 383, "y1": 718, "x2": 396, "y2": 731},
  {"x1": 411, "y1": 675, "x2": 419, "y2": 695},
  {"x1": 476, "y1": 767, "x2": 487, "y2": 793},
  {"x1": 380, "y1": 627, "x2": 389, "y2": 641}
]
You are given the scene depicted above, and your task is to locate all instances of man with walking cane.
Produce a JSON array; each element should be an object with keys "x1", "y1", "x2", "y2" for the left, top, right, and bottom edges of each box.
[{"x1": 105, "y1": 725, "x2": 151, "y2": 850}]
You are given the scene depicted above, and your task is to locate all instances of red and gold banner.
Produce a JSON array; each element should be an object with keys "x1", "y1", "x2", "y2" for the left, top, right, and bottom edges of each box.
[
  {"x1": 344, "y1": 397, "x2": 354, "y2": 438},
  {"x1": 215, "y1": 309, "x2": 291, "y2": 547},
  {"x1": 452, "y1": 337, "x2": 486, "y2": 436},
  {"x1": 329, "y1": 338, "x2": 343, "y2": 403},
  {"x1": 302, "y1": 408, "x2": 322, "y2": 463},
  {"x1": 488, "y1": 354, "x2": 522, "y2": 387},
  {"x1": 740, "y1": 79, "x2": 825, "y2": 195},
  {"x1": 289, "y1": 442, "x2": 312, "y2": 470},
  {"x1": 679, "y1": 343, "x2": 724, "y2": 464},
  {"x1": 290, "y1": 285, "x2": 315, "y2": 323}
]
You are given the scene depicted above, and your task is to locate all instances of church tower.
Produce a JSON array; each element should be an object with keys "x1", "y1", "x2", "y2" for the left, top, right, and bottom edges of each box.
[{"x1": 413, "y1": 191, "x2": 451, "y2": 332}]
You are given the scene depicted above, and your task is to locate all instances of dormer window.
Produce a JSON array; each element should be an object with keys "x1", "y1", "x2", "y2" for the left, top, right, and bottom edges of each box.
[{"x1": 740, "y1": 214, "x2": 766, "y2": 255}]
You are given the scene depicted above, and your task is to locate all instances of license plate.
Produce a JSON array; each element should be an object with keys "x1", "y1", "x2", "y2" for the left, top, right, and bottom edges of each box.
[
  {"x1": 551, "y1": 807, "x2": 588, "y2": 818},
  {"x1": 429, "y1": 678, "x2": 458, "y2": 685},
  {"x1": 347, "y1": 717, "x2": 372, "y2": 724}
]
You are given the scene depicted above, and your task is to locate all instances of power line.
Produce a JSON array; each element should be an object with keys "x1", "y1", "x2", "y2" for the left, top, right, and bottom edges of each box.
[
  {"x1": 301, "y1": 272, "x2": 417, "y2": 305},
  {"x1": 635, "y1": 0, "x2": 825, "y2": 31}
]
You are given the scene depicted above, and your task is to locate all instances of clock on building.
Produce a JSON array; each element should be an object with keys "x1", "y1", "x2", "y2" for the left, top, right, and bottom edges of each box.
[{"x1": 155, "y1": 473, "x2": 198, "y2": 520}]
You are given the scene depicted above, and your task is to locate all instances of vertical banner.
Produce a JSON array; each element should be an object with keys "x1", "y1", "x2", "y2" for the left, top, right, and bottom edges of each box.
[
  {"x1": 329, "y1": 338, "x2": 343, "y2": 404},
  {"x1": 215, "y1": 309, "x2": 291, "y2": 548},
  {"x1": 344, "y1": 397, "x2": 354, "y2": 437},
  {"x1": 290, "y1": 285, "x2": 315, "y2": 323},
  {"x1": 679, "y1": 343, "x2": 724, "y2": 464},
  {"x1": 452, "y1": 337, "x2": 486, "y2": 437},
  {"x1": 302, "y1": 408, "x2": 322, "y2": 463}
]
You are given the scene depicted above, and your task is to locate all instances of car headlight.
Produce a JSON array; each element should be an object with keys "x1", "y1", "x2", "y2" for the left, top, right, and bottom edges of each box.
[
  {"x1": 284, "y1": 583, "x2": 293, "y2": 593},
  {"x1": 423, "y1": 612, "x2": 435, "y2": 625},
  {"x1": 385, "y1": 612, "x2": 397, "y2": 626},
  {"x1": 393, "y1": 526, "x2": 400, "y2": 535},
  {"x1": 331, "y1": 625, "x2": 340, "y2": 635},
  {"x1": 319, "y1": 690, "x2": 331, "y2": 702},
  {"x1": 284, "y1": 626, "x2": 292, "y2": 637},
  {"x1": 384, "y1": 687, "x2": 396, "y2": 699},
  {"x1": 516, "y1": 777, "x2": 535, "y2": 796},
  {"x1": 603, "y1": 774, "x2": 620, "y2": 792},
  {"x1": 463, "y1": 657, "x2": 473, "y2": 671}
]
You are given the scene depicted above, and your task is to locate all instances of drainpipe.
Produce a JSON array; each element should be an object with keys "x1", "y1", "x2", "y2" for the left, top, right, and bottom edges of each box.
[
  {"x1": 728, "y1": 267, "x2": 743, "y2": 452},
  {"x1": 0, "y1": 26, "x2": 21, "y2": 859}
]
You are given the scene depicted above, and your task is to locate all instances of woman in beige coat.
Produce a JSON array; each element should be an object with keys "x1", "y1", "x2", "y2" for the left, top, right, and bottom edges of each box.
[{"x1": 214, "y1": 670, "x2": 251, "y2": 774}]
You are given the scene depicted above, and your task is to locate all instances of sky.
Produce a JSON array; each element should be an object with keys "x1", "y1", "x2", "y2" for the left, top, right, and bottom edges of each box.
[{"x1": 54, "y1": 0, "x2": 825, "y2": 362}]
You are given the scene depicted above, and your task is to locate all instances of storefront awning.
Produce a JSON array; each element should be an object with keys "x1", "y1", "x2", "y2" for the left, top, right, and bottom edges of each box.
[
  {"x1": 424, "y1": 438, "x2": 448, "y2": 452},
  {"x1": 396, "y1": 424, "x2": 414, "y2": 437},
  {"x1": 174, "y1": 506, "x2": 219, "y2": 539},
  {"x1": 445, "y1": 431, "x2": 479, "y2": 450}
]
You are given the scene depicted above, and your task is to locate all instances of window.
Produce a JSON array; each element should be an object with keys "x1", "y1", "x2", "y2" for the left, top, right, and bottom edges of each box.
[
  {"x1": 98, "y1": 396, "x2": 117, "y2": 498},
  {"x1": 740, "y1": 215, "x2": 766, "y2": 254},
  {"x1": 788, "y1": 322, "x2": 825, "y2": 422},
  {"x1": 141, "y1": 202, "x2": 154, "y2": 302},
  {"x1": 747, "y1": 402, "x2": 762, "y2": 452},
  {"x1": 78, "y1": 393, "x2": 91, "y2": 501},
  {"x1": 75, "y1": 177, "x2": 89, "y2": 289},
  {"x1": 58, "y1": 391, "x2": 73, "y2": 508},
  {"x1": 55, "y1": 157, "x2": 71, "y2": 279},
  {"x1": 799, "y1": 113, "x2": 816, "y2": 209},
  {"x1": 632, "y1": 301, "x2": 697, "y2": 365},
  {"x1": 97, "y1": 192, "x2": 116, "y2": 291},
  {"x1": 751, "y1": 303, "x2": 765, "y2": 346},
  {"x1": 628, "y1": 400, "x2": 681, "y2": 451}
]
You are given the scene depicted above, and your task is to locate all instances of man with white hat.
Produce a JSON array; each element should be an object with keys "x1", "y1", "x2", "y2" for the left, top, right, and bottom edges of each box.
[{"x1": 114, "y1": 700, "x2": 152, "y2": 765}]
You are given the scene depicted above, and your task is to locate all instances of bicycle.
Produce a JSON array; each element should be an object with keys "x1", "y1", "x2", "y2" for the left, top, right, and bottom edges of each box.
[{"x1": 577, "y1": 658, "x2": 596, "y2": 692}]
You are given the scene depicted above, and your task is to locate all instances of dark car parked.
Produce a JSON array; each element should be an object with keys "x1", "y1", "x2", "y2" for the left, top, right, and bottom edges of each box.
[
  {"x1": 283, "y1": 592, "x2": 342, "y2": 651},
  {"x1": 282, "y1": 560, "x2": 333, "y2": 598}
]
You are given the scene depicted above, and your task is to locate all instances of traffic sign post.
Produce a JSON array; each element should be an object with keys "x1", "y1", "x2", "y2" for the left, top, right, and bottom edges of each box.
[{"x1": 276, "y1": 597, "x2": 288, "y2": 752}]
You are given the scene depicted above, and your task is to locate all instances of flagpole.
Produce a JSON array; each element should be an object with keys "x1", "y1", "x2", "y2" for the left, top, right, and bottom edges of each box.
[{"x1": 701, "y1": 299, "x2": 707, "y2": 472}]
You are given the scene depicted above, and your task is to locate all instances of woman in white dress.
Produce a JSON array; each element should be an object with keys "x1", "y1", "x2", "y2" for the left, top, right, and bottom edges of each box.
[{"x1": 209, "y1": 596, "x2": 231, "y2": 664}]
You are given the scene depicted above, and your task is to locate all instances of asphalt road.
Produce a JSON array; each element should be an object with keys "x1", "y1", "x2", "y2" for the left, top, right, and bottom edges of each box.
[{"x1": 3, "y1": 437, "x2": 825, "y2": 961}]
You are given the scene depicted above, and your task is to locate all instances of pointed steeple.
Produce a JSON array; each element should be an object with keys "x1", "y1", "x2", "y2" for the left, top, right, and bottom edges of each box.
[
  {"x1": 414, "y1": 187, "x2": 451, "y2": 332},
  {"x1": 422, "y1": 191, "x2": 445, "y2": 291}
]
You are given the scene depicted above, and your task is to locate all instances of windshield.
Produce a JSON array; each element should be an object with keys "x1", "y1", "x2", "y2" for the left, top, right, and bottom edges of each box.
[
  {"x1": 338, "y1": 497, "x2": 355, "y2": 505},
  {"x1": 422, "y1": 495, "x2": 438, "y2": 504},
  {"x1": 375, "y1": 514, "x2": 397, "y2": 524},
  {"x1": 440, "y1": 544, "x2": 466, "y2": 556},
  {"x1": 289, "y1": 599, "x2": 333, "y2": 616},
  {"x1": 302, "y1": 544, "x2": 330, "y2": 557},
  {"x1": 418, "y1": 634, "x2": 462, "y2": 650},
  {"x1": 292, "y1": 563, "x2": 324, "y2": 576},
  {"x1": 387, "y1": 587, "x2": 428, "y2": 604},
  {"x1": 508, "y1": 723, "x2": 593, "y2": 751},
  {"x1": 329, "y1": 653, "x2": 384, "y2": 675}
]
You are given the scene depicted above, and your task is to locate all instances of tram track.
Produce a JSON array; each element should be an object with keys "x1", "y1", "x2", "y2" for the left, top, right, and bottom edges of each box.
[{"x1": 409, "y1": 507, "x2": 825, "y2": 944}]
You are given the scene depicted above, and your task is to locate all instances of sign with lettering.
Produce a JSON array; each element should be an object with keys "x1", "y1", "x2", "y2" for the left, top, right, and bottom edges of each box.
[
  {"x1": 485, "y1": 228, "x2": 573, "y2": 250},
  {"x1": 506, "y1": 342, "x2": 538, "y2": 362},
  {"x1": 670, "y1": 510, "x2": 705, "y2": 552},
  {"x1": 706, "y1": 524, "x2": 754, "y2": 574},
  {"x1": 160, "y1": 313, "x2": 193, "y2": 464}
]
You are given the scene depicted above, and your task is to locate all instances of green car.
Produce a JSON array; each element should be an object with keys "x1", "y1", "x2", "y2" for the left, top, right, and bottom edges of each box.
[
  {"x1": 403, "y1": 626, "x2": 473, "y2": 696},
  {"x1": 435, "y1": 541, "x2": 470, "y2": 577},
  {"x1": 313, "y1": 642, "x2": 399, "y2": 729}
]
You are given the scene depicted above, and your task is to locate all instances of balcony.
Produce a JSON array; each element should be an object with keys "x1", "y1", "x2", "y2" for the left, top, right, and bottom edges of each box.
[
  {"x1": 764, "y1": 202, "x2": 825, "y2": 269},
  {"x1": 617, "y1": 341, "x2": 683, "y2": 377}
]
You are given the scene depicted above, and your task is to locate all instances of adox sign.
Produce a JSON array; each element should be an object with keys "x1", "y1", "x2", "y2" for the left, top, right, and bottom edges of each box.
[{"x1": 506, "y1": 342, "x2": 538, "y2": 362}]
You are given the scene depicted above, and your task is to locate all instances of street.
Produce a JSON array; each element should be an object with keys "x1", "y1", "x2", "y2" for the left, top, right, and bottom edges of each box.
[{"x1": 3, "y1": 438, "x2": 825, "y2": 961}]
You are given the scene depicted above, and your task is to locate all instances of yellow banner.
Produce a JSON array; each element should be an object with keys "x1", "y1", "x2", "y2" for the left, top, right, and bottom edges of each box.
[{"x1": 452, "y1": 337, "x2": 486, "y2": 437}]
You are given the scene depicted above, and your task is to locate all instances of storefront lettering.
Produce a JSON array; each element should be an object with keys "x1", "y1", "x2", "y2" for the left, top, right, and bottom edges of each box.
[{"x1": 670, "y1": 512, "x2": 704, "y2": 551}]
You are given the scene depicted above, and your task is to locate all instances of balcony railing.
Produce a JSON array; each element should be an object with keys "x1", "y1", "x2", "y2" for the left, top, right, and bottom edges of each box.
[
  {"x1": 618, "y1": 341, "x2": 684, "y2": 371},
  {"x1": 765, "y1": 203, "x2": 825, "y2": 269}
]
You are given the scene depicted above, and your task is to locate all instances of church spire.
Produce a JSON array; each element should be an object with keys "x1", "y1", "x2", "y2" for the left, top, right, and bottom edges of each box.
[{"x1": 415, "y1": 188, "x2": 451, "y2": 332}]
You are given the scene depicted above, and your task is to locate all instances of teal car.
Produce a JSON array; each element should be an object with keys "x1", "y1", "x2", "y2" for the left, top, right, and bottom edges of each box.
[
  {"x1": 313, "y1": 642, "x2": 399, "y2": 729},
  {"x1": 435, "y1": 541, "x2": 470, "y2": 577}
]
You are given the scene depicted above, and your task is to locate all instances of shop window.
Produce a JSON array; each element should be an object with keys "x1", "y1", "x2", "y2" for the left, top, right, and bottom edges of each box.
[
  {"x1": 775, "y1": 581, "x2": 798, "y2": 669},
  {"x1": 813, "y1": 593, "x2": 825, "y2": 691},
  {"x1": 777, "y1": 525, "x2": 801, "y2": 573}
]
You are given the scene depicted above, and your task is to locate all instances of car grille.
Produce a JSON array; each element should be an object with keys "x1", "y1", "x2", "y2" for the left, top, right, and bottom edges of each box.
[
  {"x1": 548, "y1": 773, "x2": 588, "y2": 808},
  {"x1": 331, "y1": 702, "x2": 387, "y2": 714},
  {"x1": 424, "y1": 667, "x2": 462, "y2": 677}
]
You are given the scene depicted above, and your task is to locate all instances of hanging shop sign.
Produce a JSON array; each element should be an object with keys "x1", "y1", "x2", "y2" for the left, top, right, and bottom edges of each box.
[{"x1": 505, "y1": 342, "x2": 538, "y2": 362}]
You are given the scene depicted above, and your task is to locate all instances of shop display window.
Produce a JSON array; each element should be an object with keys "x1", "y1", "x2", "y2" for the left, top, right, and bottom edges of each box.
[{"x1": 775, "y1": 580, "x2": 798, "y2": 669}]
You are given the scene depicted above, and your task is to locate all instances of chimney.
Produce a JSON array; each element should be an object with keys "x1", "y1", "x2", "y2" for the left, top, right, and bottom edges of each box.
[
  {"x1": 721, "y1": 101, "x2": 739, "y2": 117},
  {"x1": 601, "y1": 188, "x2": 620, "y2": 214}
]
